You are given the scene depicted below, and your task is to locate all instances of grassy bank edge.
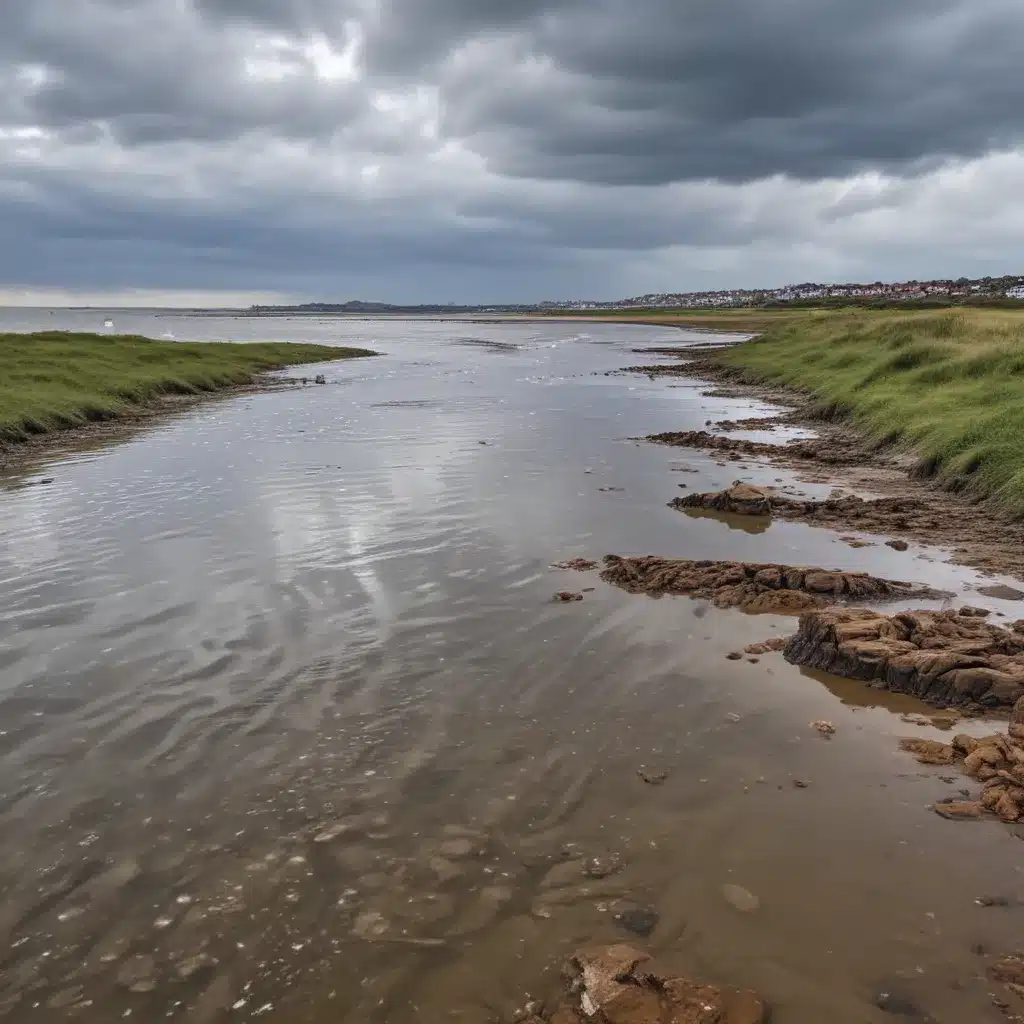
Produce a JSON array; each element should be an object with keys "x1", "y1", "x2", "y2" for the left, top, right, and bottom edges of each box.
[
  {"x1": 696, "y1": 309, "x2": 1024, "y2": 518},
  {"x1": 0, "y1": 331, "x2": 376, "y2": 445}
]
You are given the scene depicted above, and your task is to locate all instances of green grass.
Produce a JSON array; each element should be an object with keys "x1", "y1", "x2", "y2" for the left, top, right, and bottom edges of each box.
[
  {"x1": 0, "y1": 331, "x2": 375, "y2": 443},
  {"x1": 711, "y1": 309, "x2": 1024, "y2": 516}
]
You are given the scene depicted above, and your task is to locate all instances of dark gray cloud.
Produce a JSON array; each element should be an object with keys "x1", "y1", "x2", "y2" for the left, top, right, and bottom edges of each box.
[
  {"x1": 0, "y1": 0, "x2": 1022, "y2": 301},
  {"x1": 438, "y1": 0, "x2": 1024, "y2": 183}
]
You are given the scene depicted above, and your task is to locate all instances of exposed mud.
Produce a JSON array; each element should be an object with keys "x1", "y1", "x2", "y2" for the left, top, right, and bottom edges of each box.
[
  {"x1": 451, "y1": 336, "x2": 521, "y2": 352},
  {"x1": 599, "y1": 556, "x2": 942, "y2": 614},
  {"x1": 784, "y1": 608, "x2": 1024, "y2": 710},
  {"x1": 624, "y1": 354, "x2": 1024, "y2": 580},
  {"x1": 712, "y1": 416, "x2": 786, "y2": 431},
  {"x1": 522, "y1": 944, "x2": 767, "y2": 1024},
  {"x1": 645, "y1": 429, "x2": 874, "y2": 467}
]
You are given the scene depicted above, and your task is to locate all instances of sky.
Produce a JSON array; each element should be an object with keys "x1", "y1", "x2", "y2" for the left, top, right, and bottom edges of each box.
[{"x1": 2, "y1": 0, "x2": 1023, "y2": 306}]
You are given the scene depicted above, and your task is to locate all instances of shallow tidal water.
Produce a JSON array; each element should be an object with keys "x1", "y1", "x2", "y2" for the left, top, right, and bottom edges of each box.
[{"x1": 1, "y1": 311, "x2": 1023, "y2": 1023}]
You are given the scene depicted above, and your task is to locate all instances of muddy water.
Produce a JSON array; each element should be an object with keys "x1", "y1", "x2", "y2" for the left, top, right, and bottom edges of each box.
[{"x1": 1, "y1": 312, "x2": 1022, "y2": 1023}]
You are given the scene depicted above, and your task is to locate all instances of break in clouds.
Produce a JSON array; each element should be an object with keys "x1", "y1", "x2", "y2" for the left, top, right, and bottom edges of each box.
[{"x1": 1, "y1": 0, "x2": 1023, "y2": 302}]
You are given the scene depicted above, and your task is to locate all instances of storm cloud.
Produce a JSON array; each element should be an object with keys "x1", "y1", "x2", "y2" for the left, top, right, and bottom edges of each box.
[{"x1": 1, "y1": 0, "x2": 1022, "y2": 302}]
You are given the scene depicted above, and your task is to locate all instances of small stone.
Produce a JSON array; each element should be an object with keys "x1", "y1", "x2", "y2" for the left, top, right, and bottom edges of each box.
[
  {"x1": 885, "y1": 539, "x2": 910, "y2": 552},
  {"x1": 793, "y1": 779, "x2": 809, "y2": 788},
  {"x1": 810, "y1": 720, "x2": 836, "y2": 737},
  {"x1": 873, "y1": 987, "x2": 928, "y2": 1017},
  {"x1": 614, "y1": 906, "x2": 660, "y2": 937},
  {"x1": 726, "y1": 652, "x2": 743, "y2": 661},
  {"x1": 933, "y1": 799, "x2": 983, "y2": 820},
  {"x1": 637, "y1": 769, "x2": 669, "y2": 785},
  {"x1": 553, "y1": 591, "x2": 584, "y2": 603},
  {"x1": 722, "y1": 884, "x2": 759, "y2": 912},
  {"x1": 959, "y1": 606, "x2": 991, "y2": 618}
]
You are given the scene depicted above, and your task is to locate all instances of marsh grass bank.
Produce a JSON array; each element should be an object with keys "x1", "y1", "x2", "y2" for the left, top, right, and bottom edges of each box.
[
  {"x1": 0, "y1": 331, "x2": 374, "y2": 446},
  {"x1": 708, "y1": 309, "x2": 1024, "y2": 517}
]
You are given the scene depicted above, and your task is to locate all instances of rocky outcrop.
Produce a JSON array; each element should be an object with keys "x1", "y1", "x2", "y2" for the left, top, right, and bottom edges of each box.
[
  {"x1": 783, "y1": 608, "x2": 1024, "y2": 709},
  {"x1": 670, "y1": 484, "x2": 945, "y2": 543},
  {"x1": 671, "y1": 482, "x2": 772, "y2": 516},
  {"x1": 898, "y1": 697, "x2": 1024, "y2": 823},
  {"x1": 527, "y1": 945, "x2": 766, "y2": 1024},
  {"x1": 600, "y1": 556, "x2": 940, "y2": 615}
]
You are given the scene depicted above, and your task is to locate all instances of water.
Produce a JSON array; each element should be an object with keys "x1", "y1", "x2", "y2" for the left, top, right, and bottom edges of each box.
[{"x1": 0, "y1": 311, "x2": 1021, "y2": 1022}]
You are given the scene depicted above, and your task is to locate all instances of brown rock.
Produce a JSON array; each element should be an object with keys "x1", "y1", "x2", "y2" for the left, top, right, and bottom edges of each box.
[
  {"x1": 994, "y1": 791, "x2": 1023, "y2": 822},
  {"x1": 964, "y1": 744, "x2": 1007, "y2": 778},
  {"x1": 1011, "y1": 695, "x2": 1024, "y2": 742},
  {"x1": 933, "y1": 800, "x2": 984, "y2": 820},
  {"x1": 886, "y1": 539, "x2": 910, "y2": 552},
  {"x1": 952, "y1": 734, "x2": 979, "y2": 757},
  {"x1": 783, "y1": 607, "x2": 1024, "y2": 708},
  {"x1": 898, "y1": 738, "x2": 956, "y2": 765},
  {"x1": 549, "y1": 945, "x2": 767, "y2": 1024},
  {"x1": 552, "y1": 558, "x2": 598, "y2": 571},
  {"x1": 600, "y1": 556, "x2": 939, "y2": 616},
  {"x1": 989, "y1": 953, "x2": 1024, "y2": 986},
  {"x1": 671, "y1": 482, "x2": 773, "y2": 517},
  {"x1": 959, "y1": 606, "x2": 991, "y2": 618},
  {"x1": 744, "y1": 638, "x2": 789, "y2": 655}
]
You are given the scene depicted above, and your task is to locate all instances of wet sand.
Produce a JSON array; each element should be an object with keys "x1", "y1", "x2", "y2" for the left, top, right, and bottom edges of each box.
[{"x1": 0, "y1": 312, "x2": 1022, "y2": 1023}]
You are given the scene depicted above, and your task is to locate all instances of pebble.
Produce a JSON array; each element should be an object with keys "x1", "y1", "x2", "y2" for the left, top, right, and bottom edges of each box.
[
  {"x1": 614, "y1": 906, "x2": 660, "y2": 937},
  {"x1": 873, "y1": 986, "x2": 929, "y2": 1018}
]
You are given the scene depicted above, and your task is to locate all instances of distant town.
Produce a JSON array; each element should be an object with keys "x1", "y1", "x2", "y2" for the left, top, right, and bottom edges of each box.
[{"x1": 249, "y1": 274, "x2": 1024, "y2": 315}]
